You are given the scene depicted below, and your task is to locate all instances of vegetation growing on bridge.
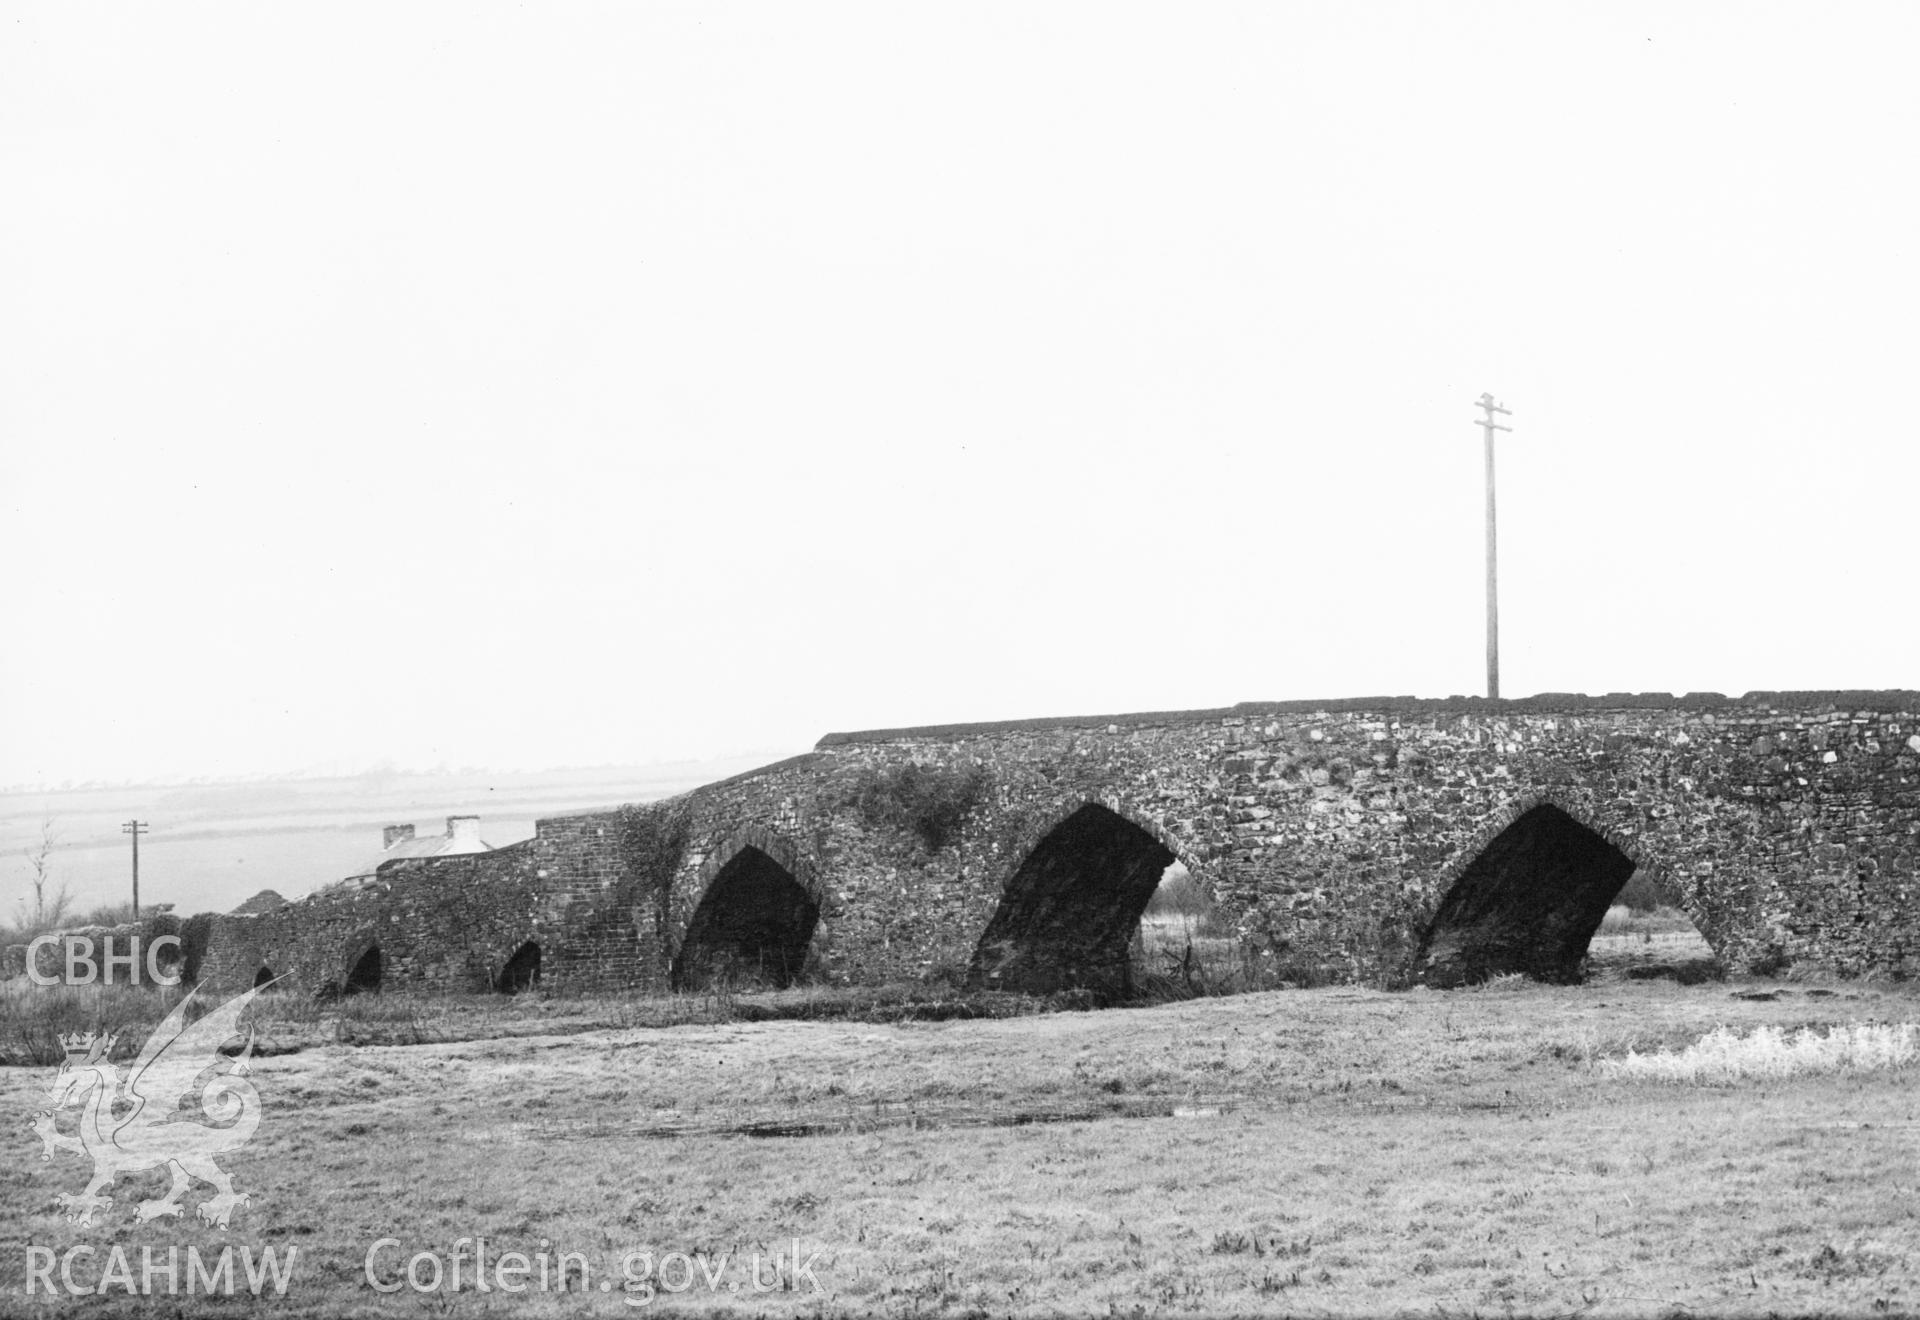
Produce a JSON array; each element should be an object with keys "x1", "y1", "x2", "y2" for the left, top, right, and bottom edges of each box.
[
  {"x1": 616, "y1": 799, "x2": 694, "y2": 970},
  {"x1": 846, "y1": 761, "x2": 991, "y2": 853}
]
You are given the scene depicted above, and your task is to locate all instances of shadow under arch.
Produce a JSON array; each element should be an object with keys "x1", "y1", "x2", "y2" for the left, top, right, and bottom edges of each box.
[
  {"x1": 342, "y1": 942, "x2": 384, "y2": 996},
  {"x1": 496, "y1": 940, "x2": 541, "y2": 994},
  {"x1": 672, "y1": 833, "x2": 820, "y2": 992},
  {"x1": 968, "y1": 800, "x2": 1188, "y2": 998},
  {"x1": 690, "y1": 825, "x2": 825, "y2": 907},
  {"x1": 1414, "y1": 790, "x2": 1702, "y2": 987}
]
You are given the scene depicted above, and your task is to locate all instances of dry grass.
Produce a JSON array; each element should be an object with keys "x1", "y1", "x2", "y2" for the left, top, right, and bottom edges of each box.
[
  {"x1": 1587, "y1": 905, "x2": 1722, "y2": 987},
  {"x1": 1599, "y1": 1021, "x2": 1919, "y2": 1083},
  {"x1": 4, "y1": 976, "x2": 1918, "y2": 1315},
  {"x1": 0, "y1": 980, "x2": 1076, "y2": 1068},
  {"x1": 1131, "y1": 915, "x2": 1273, "y2": 998}
]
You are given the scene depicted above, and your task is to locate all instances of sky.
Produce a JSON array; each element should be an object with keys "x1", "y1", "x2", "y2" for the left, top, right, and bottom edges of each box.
[{"x1": 3, "y1": 2, "x2": 1917, "y2": 790}]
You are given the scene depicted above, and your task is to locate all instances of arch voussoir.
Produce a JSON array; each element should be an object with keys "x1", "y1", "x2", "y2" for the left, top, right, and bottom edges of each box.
[{"x1": 695, "y1": 824, "x2": 821, "y2": 907}]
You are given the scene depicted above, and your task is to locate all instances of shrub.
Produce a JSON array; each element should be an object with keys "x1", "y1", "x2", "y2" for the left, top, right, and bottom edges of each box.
[
  {"x1": 1130, "y1": 928, "x2": 1299, "y2": 1001},
  {"x1": 75, "y1": 901, "x2": 137, "y2": 928},
  {"x1": 1615, "y1": 869, "x2": 1665, "y2": 913},
  {"x1": 1145, "y1": 866, "x2": 1210, "y2": 919},
  {"x1": 0, "y1": 983, "x2": 189, "y2": 1066},
  {"x1": 849, "y1": 762, "x2": 990, "y2": 852}
]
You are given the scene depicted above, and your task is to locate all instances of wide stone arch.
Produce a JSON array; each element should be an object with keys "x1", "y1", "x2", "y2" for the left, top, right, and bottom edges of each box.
[
  {"x1": 690, "y1": 824, "x2": 826, "y2": 910},
  {"x1": 969, "y1": 795, "x2": 1205, "y2": 997},
  {"x1": 1415, "y1": 786, "x2": 1722, "y2": 985},
  {"x1": 995, "y1": 793, "x2": 1217, "y2": 901},
  {"x1": 1430, "y1": 786, "x2": 1671, "y2": 890},
  {"x1": 672, "y1": 825, "x2": 823, "y2": 991}
]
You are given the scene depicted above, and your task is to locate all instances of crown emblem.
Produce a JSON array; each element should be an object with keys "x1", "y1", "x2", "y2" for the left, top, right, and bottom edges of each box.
[{"x1": 59, "y1": 1032, "x2": 112, "y2": 1064}]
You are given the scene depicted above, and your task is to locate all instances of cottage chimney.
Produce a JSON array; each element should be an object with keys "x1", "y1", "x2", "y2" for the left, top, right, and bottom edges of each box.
[
  {"x1": 382, "y1": 824, "x2": 416, "y2": 850},
  {"x1": 447, "y1": 815, "x2": 481, "y2": 844}
]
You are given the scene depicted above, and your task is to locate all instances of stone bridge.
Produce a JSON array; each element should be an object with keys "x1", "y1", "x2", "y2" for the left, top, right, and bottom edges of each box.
[{"x1": 193, "y1": 691, "x2": 1920, "y2": 998}]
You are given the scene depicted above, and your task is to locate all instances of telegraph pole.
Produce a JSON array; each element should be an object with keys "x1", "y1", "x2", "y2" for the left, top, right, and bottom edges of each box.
[
  {"x1": 1472, "y1": 393, "x2": 1512, "y2": 699},
  {"x1": 122, "y1": 820, "x2": 148, "y2": 919}
]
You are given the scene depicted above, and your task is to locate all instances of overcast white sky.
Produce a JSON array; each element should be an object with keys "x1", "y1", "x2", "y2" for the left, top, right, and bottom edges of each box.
[{"x1": 3, "y1": 2, "x2": 1916, "y2": 789}]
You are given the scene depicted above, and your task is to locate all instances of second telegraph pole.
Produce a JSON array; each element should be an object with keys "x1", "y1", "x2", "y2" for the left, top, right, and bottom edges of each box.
[
  {"x1": 1473, "y1": 393, "x2": 1512, "y2": 699},
  {"x1": 122, "y1": 819, "x2": 148, "y2": 919}
]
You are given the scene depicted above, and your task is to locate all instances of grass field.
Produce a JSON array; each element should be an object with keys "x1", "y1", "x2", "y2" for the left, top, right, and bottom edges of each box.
[{"x1": 3, "y1": 975, "x2": 1916, "y2": 1317}]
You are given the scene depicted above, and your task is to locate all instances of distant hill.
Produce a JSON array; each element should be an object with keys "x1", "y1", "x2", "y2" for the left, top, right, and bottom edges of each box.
[{"x1": 0, "y1": 753, "x2": 802, "y2": 918}]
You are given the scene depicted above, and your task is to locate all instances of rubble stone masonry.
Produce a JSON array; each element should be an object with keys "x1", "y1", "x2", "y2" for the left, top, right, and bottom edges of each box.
[{"x1": 183, "y1": 691, "x2": 1919, "y2": 996}]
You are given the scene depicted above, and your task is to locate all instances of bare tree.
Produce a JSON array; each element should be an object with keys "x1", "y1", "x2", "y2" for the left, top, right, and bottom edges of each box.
[{"x1": 17, "y1": 819, "x2": 71, "y2": 937}]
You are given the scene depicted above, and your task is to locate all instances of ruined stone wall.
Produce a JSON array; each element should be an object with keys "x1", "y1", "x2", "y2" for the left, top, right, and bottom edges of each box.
[
  {"x1": 186, "y1": 691, "x2": 1920, "y2": 996},
  {"x1": 198, "y1": 842, "x2": 535, "y2": 995},
  {"x1": 196, "y1": 814, "x2": 658, "y2": 996}
]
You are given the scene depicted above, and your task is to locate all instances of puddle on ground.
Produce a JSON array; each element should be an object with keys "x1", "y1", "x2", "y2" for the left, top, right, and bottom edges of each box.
[
  {"x1": 737, "y1": 1122, "x2": 830, "y2": 1138},
  {"x1": 522, "y1": 1095, "x2": 1252, "y2": 1141}
]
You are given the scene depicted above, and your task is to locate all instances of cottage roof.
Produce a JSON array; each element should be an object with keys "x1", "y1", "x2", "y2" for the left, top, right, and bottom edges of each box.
[{"x1": 345, "y1": 815, "x2": 492, "y2": 880}]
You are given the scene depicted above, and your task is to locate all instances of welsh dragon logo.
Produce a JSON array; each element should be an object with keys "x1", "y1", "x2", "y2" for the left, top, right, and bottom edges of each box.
[{"x1": 29, "y1": 985, "x2": 266, "y2": 1228}]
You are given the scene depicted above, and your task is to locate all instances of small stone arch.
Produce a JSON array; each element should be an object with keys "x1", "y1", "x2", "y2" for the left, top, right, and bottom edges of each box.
[
  {"x1": 342, "y1": 942, "x2": 384, "y2": 996},
  {"x1": 1415, "y1": 788, "x2": 1716, "y2": 986},
  {"x1": 148, "y1": 936, "x2": 185, "y2": 983},
  {"x1": 252, "y1": 965, "x2": 277, "y2": 990},
  {"x1": 969, "y1": 798, "x2": 1199, "y2": 997},
  {"x1": 495, "y1": 940, "x2": 541, "y2": 994}
]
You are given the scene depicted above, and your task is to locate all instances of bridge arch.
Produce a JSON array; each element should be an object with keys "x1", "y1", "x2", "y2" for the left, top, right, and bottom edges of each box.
[
  {"x1": 495, "y1": 939, "x2": 541, "y2": 994},
  {"x1": 969, "y1": 798, "x2": 1197, "y2": 997},
  {"x1": 691, "y1": 825, "x2": 825, "y2": 907},
  {"x1": 341, "y1": 940, "x2": 384, "y2": 996},
  {"x1": 672, "y1": 828, "x2": 821, "y2": 991},
  {"x1": 1415, "y1": 788, "x2": 1718, "y2": 986}
]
